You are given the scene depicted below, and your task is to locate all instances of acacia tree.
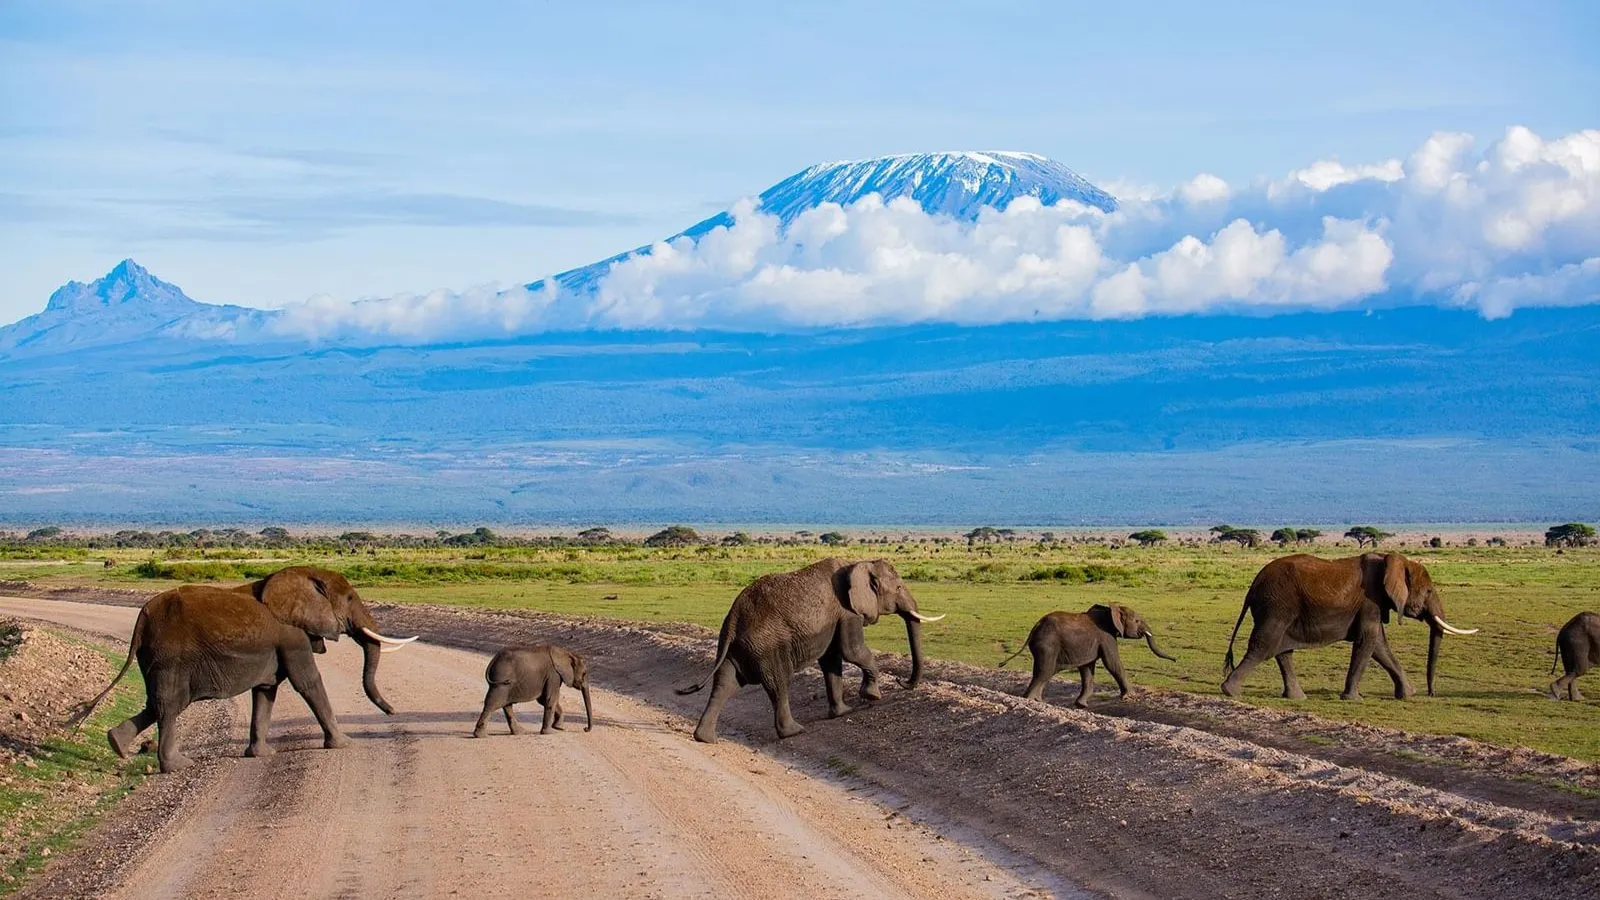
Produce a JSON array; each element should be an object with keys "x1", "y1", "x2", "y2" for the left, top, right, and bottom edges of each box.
[
  {"x1": 819, "y1": 531, "x2": 848, "y2": 545},
  {"x1": 1270, "y1": 527, "x2": 1299, "y2": 545},
  {"x1": 1546, "y1": 523, "x2": 1596, "y2": 547},
  {"x1": 645, "y1": 525, "x2": 700, "y2": 547},
  {"x1": 1128, "y1": 529, "x2": 1167, "y2": 546},
  {"x1": 1295, "y1": 528, "x2": 1322, "y2": 545},
  {"x1": 1218, "y1": 528, "x2": 1261, "y2": 547},
  {"x1": 1344, "y1": 526, "x2": 1394, "y2": 548},
  {"x1": 966, "y1": 526, "x2": 1000, "y2": 545}
]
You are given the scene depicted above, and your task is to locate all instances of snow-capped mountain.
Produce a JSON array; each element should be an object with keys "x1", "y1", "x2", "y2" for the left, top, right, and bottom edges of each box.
[
  {"x1": 546, "y1": 150, "x2": 1117, "y2": 294},
  {"x1": 0, "y1": 259, "x2": 265, "y2": 357}
]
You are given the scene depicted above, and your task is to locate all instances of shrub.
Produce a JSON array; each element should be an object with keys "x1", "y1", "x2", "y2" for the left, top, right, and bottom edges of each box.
[
  {"x1": 0, "y1": 620, "x2": 23, "y2": 662},
  {"x1": 644, "y1": 526, "x2": 700, "y2": 547}
]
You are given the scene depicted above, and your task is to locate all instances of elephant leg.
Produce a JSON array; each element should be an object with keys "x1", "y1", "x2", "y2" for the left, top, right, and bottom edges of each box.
[
  {"x1": 245, "y1": 683, "x2": 280, "y2": 758},
  {"x1": 1221, "y1": 621, "x2": 1287, "y2": 697},
  {"x1": 1572, "y1": 678, "x2": 1585, "y2": 702},
  {"x1": 1275, "y1": 651, "x2": 1307, "y2": 700},
  {"x1": 1370, "y1": 639, "x2": 1413, "y2": 700},
  {"x1": 473, "y1": 686, "x2": 510, "y2": 737},
  {"x1": 691, "y1": 659, "x2": 740, "y2": 744},
  {"x1": 838, "y1": 618, "x2": 882, "y2": 701},
  {"x1": 1341, "y1": 639, "x2": 1376, "y2": 701},
  {"x1": 539, "y1": 678, "x2": 561, "y2": 734},
  {"x1": 108, "y1": 706, "x2": 157, "y2": 759},
  {"x1": 1022, "y1": 648, "x2": 1056, "y2": 701},
  {"x1": 153, "y1": 679, "x2": 194, "y2": 774},
  {"x1": 1074, "y1": 665, "x2": 1096, "y2": 708},
  {"x1": 283, "y1": 651, "x2": 349, "y2": 749},
  {"x1": 820, "y1": 643, "x2": 851, "y2": 718},
  {"x1": 551, "y1": 698, "x2": 565, "y2": 731},
  {"x1": 506, "y1": 704, "x2": 529, "y2": 735},
  {"x1": 762, "y1": 672, "x2": 804, "y2": 739},
  {"x1": 1102, "y1": 648, "x2": 1131, "y2": 700}
]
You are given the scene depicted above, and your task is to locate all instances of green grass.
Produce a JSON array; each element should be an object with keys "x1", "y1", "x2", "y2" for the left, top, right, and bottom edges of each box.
[
  {"x1": 13, "y1": 541, "x2": 1600, "y2": 761},
  {"x1": 1, "y1": 638, "x2": 150, "y2": 896}
]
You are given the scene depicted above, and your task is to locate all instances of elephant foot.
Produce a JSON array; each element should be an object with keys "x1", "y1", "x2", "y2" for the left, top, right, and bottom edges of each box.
[
  {"x1": 1572, "y1": 690, "x2": 1585, "y2": 702},
  {"x1": 860, "y1": 684, "x2": 883, "y2": 702},
  {"x1": 107, "y1": 723, "x2": 141, "y2": 759},
  {"x1": 159, "y1": 753, "x2": 195, "y2": 774},
  {"x1": 470, "y1": 728, "x2": 487, "y2": 739},
  {"x1": 1394, "y1": 687, "x2": 1414, "y2": 701},
  {"x1": 1339, "y1": 690, "x2": 1363, "y2": 701},
  {"x1": 775, "y1": 721, "x2": 805, "y2": 739},
  {"x1": 1283, "y1": 688, "x2": 1306, "y2": 701},
  {"x1": 508, "y1": 725, "x2": 526, "y2": 736},
  {"x1": 692, "y1": 727, "x2": 719, "y2": 744},
  {"x1": 323, "y1": 733, "x2": 352, "y2": 750},
  {"x1": 1072, "y1": 698, "x2": 1091, "y2": 709},
  {"x1": 539, "y1": 727, "x2": 553, "y2": 735},
  {"x1": 828, "y1": 703, "x2": 853, "y2": 718},
  {"x1": 1220, "y1": 681, "x2": 1241, "y2": 698},
  {"x1": 244, "y1": 742, "x2": 276, "y2": 759}
]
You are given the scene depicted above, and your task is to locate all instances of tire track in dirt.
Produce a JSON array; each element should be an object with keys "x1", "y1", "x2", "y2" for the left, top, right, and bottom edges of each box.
[{"x1": 0, "y1": 596, "x2": 1050, "y2": 900}]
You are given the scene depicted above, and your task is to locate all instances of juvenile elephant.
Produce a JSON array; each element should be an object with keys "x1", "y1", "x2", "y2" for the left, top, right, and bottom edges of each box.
[
  {"x1": 999, "y1": 604, "x2": 1176, "y2": 706},
  {"x1": 1221, "y1": 553, "x2": 1477, "y2": 701},
  {"x1": 1550, "y1": 611, "x2": 1600, "y2": 700},
  {"x1": 676, "y1": 558, "x2": 944, "y2": 743},
  {"x1": 473, "y1": 644, "x2": 594, "y2": 736},
  {"x1": 74, "y1": 566, "x2": 418, "y2": 773}
]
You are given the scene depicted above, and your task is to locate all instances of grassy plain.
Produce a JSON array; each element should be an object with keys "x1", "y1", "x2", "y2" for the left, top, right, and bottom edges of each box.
[{"x1": 3, "y1": 538, "x2": 1597, "y2": 760}]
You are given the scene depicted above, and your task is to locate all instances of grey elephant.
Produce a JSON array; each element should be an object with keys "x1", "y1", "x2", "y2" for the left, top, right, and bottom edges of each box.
[
  {"x1": 1221, "y1": 553, "x2": 1477, "y2": 701},
  {"x1": 999, "y1": 604, "x2": 1176, "y2": 706},
  {"x1": 676, "y1": 558, "x2": 944, "y2": 743},
  {"x1": 473, "y1": 644, "x2": 594, "y2": 736},
  {"x1": 73, "y1": 567, "x2": 418, "y2": 773},
  {"x1": 1550, "y1": 611, "x2": 1600, "y2": 700}
]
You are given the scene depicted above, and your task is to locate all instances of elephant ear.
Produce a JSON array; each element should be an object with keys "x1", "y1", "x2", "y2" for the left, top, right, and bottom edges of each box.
[
  {"x1": 1382, "y1": 553, "x2": 1410, "y2": 617},
  {"x1": 1107, "y1": 604, "x2": 1128, "y2": 638},
  {"x1": 553, "y1": 650, "x2": 581, "y2": 686},
  {"x1": 257, "y1": 569, "x2": 342, "y2": 639},
  {"x1": 844, "y1": 562, "x2": 880, "y2": 625}
]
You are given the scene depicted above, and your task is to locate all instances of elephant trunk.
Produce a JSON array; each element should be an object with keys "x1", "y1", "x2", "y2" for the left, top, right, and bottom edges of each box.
[
  {"x1": 357, "y1": 634, "x2": 396, "y2": 714},
  {"x1": 1426, "y1": 624, "x2": 1442, "y2": 698},
  {"x1": 580, "y1": 682, "x2": 594, "y2": 732},
  {"x1": 1144, "y1": 632, "x2": 1178, "y2": 662},
  {"x1": 902, "y1": 615, "x2": 925, "y2": 689}
]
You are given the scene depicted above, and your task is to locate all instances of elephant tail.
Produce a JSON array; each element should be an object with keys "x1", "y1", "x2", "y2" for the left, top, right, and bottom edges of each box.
[
  {"x1": 68, "y1": 608, "x2": 146, "y2": 730},
  {"x1": 1551, "y1": 638, "x2": 1561, "y2": 676},
  {"x1": 676, "y1": 619, "x2": 733, "y2": 696},
  {"x1": 997, "y1": 620, "x2": 1040, "y2": 668},
  {"x1": 1222, "y1": 596, "x2": 1251, "y2": 677}
]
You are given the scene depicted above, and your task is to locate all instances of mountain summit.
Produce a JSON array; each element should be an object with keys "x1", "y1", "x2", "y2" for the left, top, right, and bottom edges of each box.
[
  {"x1": 1, "y1": 259, "x2": 263, "y2": 357},
  {"x1": 548, "y1": 150, "x2": 1116, "y2": 294}
]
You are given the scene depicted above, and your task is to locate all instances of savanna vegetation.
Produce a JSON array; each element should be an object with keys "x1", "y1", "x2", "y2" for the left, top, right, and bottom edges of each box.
[{"x1": 3, "y1": 525, "x2": 1597, "y2": 760}]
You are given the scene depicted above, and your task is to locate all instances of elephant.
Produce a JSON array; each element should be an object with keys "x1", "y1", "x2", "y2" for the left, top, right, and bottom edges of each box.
[
  {"x1": 1550, "y1": 611, "x2": 1600, "y2": 700},
  {"x1": 1220, "y1": 553, "x2": 1477, "y2": 701},
  {"x1": 472, "y1": 644, "x2": 594, "y2": 736},
  {"x1": 73, "y1": 566, "x2": 418, "y2": 773},
  {"x1": 998, "y1": 604, "x2": 1176, "y2": 706},
  {"x1": 676, "y1": 557, "x2": 944, "y2": 743}
]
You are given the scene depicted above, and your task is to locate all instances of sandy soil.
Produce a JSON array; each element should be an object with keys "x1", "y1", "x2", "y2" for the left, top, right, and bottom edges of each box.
[{"x1": 0, "y1": 596, "x2": 1052, "y2": 900}]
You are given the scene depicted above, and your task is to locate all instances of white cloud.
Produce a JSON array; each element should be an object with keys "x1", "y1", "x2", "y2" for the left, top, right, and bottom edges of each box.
[{"x1": 275, "y1": 126, "x2": 1600, "y2": 337}]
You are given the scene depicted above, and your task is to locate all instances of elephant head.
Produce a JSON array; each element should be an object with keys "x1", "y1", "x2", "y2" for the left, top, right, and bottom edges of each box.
[
  {"x1": 249, "y1": 566, "x2": 418, "y2": 714},
  {"x1": 1370, "y1": 553, "x2": 1477, "y2": 696},
  {"x1": 840, "y1": 559, "x2": 944, "y2": 689},
  {"x1": 552, "y1": 649, "x2": 595, "y2": 732},
  {"x1": 1092, "y1": 603, "x2": 1178, "y2": 661}
]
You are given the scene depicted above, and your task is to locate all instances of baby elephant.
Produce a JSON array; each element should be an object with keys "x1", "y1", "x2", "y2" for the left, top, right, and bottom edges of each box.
[
  {"x1": 999, "y1": 604, "x2": 1176, "y2": 706},
  {"x1": 1550, "y1": 611, "x2": 1600, "y2": 701},
  {"x1": 473, "y1": 644, "x2": 594, "y2": 737}
]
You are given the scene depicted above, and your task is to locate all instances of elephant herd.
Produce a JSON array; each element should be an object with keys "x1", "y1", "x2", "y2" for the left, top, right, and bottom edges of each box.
[{"x1": 72, "y1": 552, "x2": 1593, "y2": 774}]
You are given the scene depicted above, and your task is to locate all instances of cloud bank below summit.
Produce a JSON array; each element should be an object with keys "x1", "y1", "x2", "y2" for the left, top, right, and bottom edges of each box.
[{"x1": 273, "y1": 126, "x2": 1600, "y2": 340}]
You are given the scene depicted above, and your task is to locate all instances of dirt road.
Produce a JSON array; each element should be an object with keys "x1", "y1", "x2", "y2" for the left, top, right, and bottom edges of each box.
[{"x1": 0, "y1": 597, "x2": 1055, "y2": 900}]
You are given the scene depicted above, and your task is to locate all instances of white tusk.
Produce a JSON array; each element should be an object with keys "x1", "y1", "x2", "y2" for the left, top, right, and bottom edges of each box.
[
  {"x1": 362, "y1": 627, "x2": 420, "y2": 647},
  {"x1": 1145, "y1": 628, "x2": 1156, "y2": 635},
  {"x1": 908, "y1": 611, "x2": 945, "y2": 623},
  {"x1": 1432, "y1": 617, "x2": 1478, "y2": 636}
]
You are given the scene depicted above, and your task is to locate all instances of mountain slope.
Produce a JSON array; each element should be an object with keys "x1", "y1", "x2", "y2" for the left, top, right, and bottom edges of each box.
[
  {"x1": 0, "y1": 260, "x2": 264, "y2": 358},
  {"x1": 546, "y1": 150, "x2": 1117, "y2": 294}
]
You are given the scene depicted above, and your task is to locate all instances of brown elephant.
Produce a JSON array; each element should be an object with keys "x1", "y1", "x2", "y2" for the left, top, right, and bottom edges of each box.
[
  {"x1": 999, "y1": 604, "x2": 1176, "y2": 706},
  {"x1": 1550, "y1": 611, "x2": 1600, "y2": 700},
  {"x1": 676, "y1": 558, "x2": 944, "y2": 743},
  {"x1": 473, "y1": 644, "x2": 595, "y2": 736},
  {"x1": 73, "y1": 567, "x2": 417, "y2": 773},
  {"x1": 1221, "y1": 553, "x2": 1477, "y2": 700}
]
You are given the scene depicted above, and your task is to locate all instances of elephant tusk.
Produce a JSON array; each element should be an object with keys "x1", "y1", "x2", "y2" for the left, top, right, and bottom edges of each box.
[
  {"x1": 907, "y1": 611, "x2": 945, "y2": 623},
  {"x1": 1432, "y1": 617, "x2": 1478, "y2": 636},
  {"x1": 361, "y1": 627, "x2": 420, "y2": 648}
]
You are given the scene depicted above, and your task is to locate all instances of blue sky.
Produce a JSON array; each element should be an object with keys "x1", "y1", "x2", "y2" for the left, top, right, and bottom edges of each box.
[{"x1": 2, "y1": 0, "x2": 1596, "y2": 325}]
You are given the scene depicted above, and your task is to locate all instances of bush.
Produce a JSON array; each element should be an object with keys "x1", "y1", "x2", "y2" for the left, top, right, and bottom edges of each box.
[
  {"x1": 1023, "y1": 563, "x2": 1136, "y2": 584},
  {"x1": 819, "y1": 531, "x2": 848, "y2": 545},
  {"x1": 0, "y1": 620, "x2": 23, "y2": 662},
  {"x1": 644, "y1": 526, "x2": 700, "y2": 547}
]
